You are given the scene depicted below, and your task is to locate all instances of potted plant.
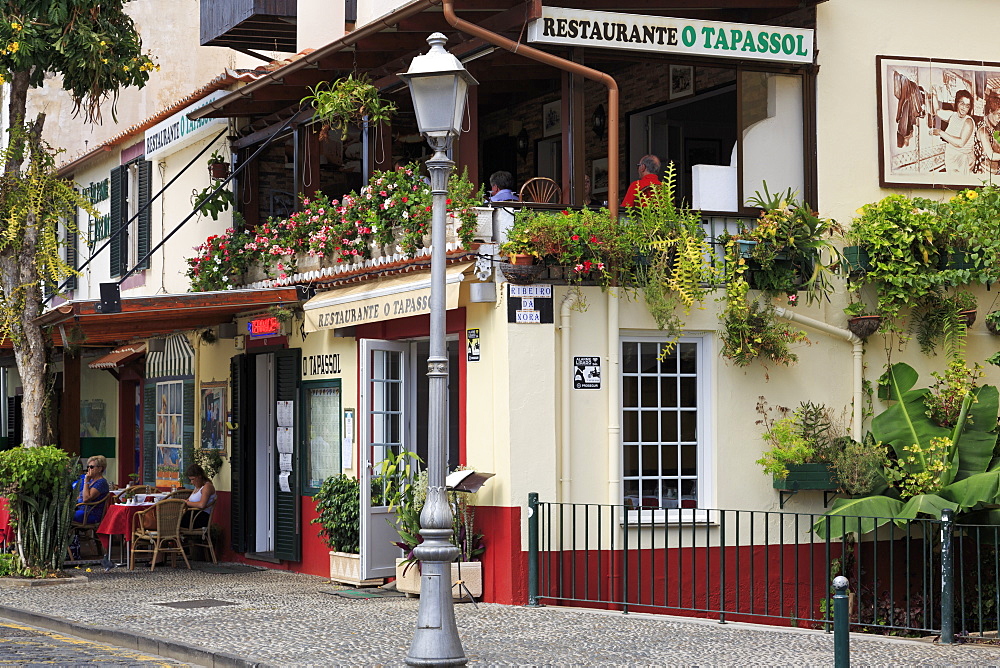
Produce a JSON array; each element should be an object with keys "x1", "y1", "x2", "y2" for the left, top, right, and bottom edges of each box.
[
  {"x1": 311, "y1": 474, "x2": 383, "y2": 587},
  {"x1": 300, "y1": 74, "x2": 396, "y2": 141},
  {"x1": 986, "y1": 309, "x2": 1000, "y2": 335},
  {"x1": 383, "y1": 455, "x2": 485, "y2": 601},
  {"x1": 913, "y1": 289, "x2": 977, "y2": 356},
  {"x1": 755, "y1": 399, "x2": 842, "y2": 491},
  {"x1": 207, "y1": 150, "x2": 229, "y2": 179},
  {"x1": 844, "y1": 300, "x2": 882, "y2": 339}
]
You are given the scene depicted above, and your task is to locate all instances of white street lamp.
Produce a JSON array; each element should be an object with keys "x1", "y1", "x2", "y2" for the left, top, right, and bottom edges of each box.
[{"x1": 398, "y1": 32, "x2": 477, "y2": 667}]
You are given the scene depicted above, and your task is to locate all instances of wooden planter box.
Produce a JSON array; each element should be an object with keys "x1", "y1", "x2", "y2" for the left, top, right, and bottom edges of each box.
[
  {"x1": 773, "y1": 463, "x2": 838, "y2": 491},
  {"x1": 329, "y1": 551, "x2": 384, "y2": 587},
  {"x1": 394, "y1": 558, "x2": 482, "y2": 600}
]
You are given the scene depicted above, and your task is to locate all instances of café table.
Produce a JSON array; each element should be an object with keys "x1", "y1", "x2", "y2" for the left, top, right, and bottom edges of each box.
[
  {"x1": 0, "y1": 497, "x2": 10, "y2": 547},
  {"x1": 97, "y1": 502, "x2": 154, "y2": 568}
]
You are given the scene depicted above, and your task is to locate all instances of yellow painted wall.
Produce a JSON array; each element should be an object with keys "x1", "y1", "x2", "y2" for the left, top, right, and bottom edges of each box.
[{"x1": 195, "y1": 335, "x2": 238, "y2": 493}]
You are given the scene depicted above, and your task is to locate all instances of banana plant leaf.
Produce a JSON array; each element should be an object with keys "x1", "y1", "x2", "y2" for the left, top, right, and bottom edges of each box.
[
  {"x1": 897, "y1": 493, "x2": 958, "y2": 519},
  {"x1": 940, "y1": 470, "x2": 1000, "y2": 509},
  {"x1": 872, "y1": 364, "x2": 949, "y2": 473},
  {"x1": 812, "y1": 496, "x2": 904, "y2": 539}
]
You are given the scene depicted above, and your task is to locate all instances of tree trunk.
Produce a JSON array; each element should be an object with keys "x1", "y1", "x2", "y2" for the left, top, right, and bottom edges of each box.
[{"x1": 1, "y1": 71, "x2": 49, "y2": 447}]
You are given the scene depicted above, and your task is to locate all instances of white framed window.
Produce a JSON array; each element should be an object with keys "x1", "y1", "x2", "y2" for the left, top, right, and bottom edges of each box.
[{"x1": 621, "y1": 335, "x2": 712, "y2": 522}]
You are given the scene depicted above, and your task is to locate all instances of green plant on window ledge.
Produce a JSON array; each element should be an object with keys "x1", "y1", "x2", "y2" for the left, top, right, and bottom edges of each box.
[{"x1": 301, "y1": 74, "x2": 396, "y2": 141}]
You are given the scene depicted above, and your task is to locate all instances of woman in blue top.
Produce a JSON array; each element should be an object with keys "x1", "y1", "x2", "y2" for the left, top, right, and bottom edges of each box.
[{"x1": 74, "y1": 455, "x2": 110, "y2": 523}]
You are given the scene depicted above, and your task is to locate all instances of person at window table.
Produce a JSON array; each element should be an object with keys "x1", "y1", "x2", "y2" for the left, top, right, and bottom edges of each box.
[
  {"x1": 488, "y1": 170, "x2": 519, "y2": 202},
  {"x1": 73, "y1": 455, "x2": 110, "y2": 523},
  {"x1": 621, "y1": 154, "x2": 661, "y2": 208},
  {"x1": 184, "y1": 464, "x2": 217, "y2": 529}
]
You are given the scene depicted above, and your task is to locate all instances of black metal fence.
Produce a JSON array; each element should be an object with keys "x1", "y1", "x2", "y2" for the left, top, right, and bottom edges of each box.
[{"x1": 527, "y1": 495, "x2": 1000, "y2": 641}]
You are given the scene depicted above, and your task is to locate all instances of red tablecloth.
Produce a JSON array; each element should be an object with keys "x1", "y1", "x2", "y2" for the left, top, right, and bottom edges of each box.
[
  {"x1": 0, "y1": 497, "x2": 10, "y2": 545},
  {"x1": 97, "y1": 503, "x2": 153, "y2": 550}
]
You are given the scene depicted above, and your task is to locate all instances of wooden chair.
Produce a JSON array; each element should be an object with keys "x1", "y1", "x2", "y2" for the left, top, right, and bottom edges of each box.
[
  {"x1": 519, "y1": 177, "x2": 561, "y2": 204},
  {"x1": 129, "y1": 499, "x2": 190, "y2": 571},
  {"x1": 69, "y1": 493, "x2": 114, "y2": 559},
  {"x1": 181, "y1": 500, "x2": 217, "y2": 564}
]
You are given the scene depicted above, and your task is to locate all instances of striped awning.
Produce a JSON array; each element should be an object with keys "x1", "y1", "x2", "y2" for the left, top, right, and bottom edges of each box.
[
  {"x1": 88, "y1": 343, "x2": 146, "y2": 370},
  {"x1": 146, "y1": 334, "x2": 195, "y2": 379}
]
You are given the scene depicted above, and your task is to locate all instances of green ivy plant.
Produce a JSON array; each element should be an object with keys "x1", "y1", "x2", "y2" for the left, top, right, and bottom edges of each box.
[
  {"x1": 311, "y1": 474, "x2": 361, "y2": 554},
  {"x1": 301, "y1": 74, "x2": 396, "y2": 141},
  {"x1": 191, "y1": 179, "x2": 235, "y2": 221}
]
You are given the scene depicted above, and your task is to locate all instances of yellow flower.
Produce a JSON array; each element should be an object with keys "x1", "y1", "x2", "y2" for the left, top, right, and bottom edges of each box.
[
  {"x1": 85, "y1": 568, "x2": 92, "y2": 573},
  {"x1": 855, "y1": 208, "x2": 864, "y2": 215},
  {"x1": 967, "y1": 190, "x2": 978, "y2": 199},
  {"x1": 11, "y1": 22, "x2": 20, "y2": 31},
  {"x1": 99, "y1": 40, "x2": 106, "y2": 47},
  {"x1": 122, "y1": 65, "x2": 129, "y2": 71},
  {"x1": 101, "y1": 58, "x2": 107, "y2": 64},
  {"x1": 8, "y1": 41, "x2": 18, "y2": 53}
]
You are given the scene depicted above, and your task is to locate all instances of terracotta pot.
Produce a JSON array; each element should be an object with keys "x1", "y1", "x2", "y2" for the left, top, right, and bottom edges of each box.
[
  {"x1": 960, "y1": 309, "x2": 977, "y2": 328},
  {"x1": 509, "y1": 253, "x2": 534, "y2": 266},
  {"x1": 209, "y1": 162, "x2": 230, "y2": 179}
]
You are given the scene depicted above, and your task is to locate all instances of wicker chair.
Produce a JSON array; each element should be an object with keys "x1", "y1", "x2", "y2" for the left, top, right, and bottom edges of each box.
[
  {"x1": 69, "y1": 493, "x2": 114, "y2": 559},
  {"x1": 166, "y1": 488, "x2": 193, "y2": 500},
  {"x1": 130, "y1": 499, "x2": 190, "y2": 571},
  {"x1": 519, "y1": 177, "x2": 561, "y2": 204},
  {"x1": 181, "y1": 500, "x2": 217, "y2": 564}
]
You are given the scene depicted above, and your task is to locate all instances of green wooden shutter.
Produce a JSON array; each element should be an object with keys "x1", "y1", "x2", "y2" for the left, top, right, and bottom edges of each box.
[
  {"x1": 142, "y1": 383, "x2": 156, "y2": 485},
  {"x1": 6, "y1": 395, "x2": 21, "y2": 447},
  {"x1": 65, "y1": 207, "x2": 78, "y2": 290},
  {"x1": 274, "y1": 348, "x2": 301, "y2": 562},
  {"x1": 182, "y1": 379, "x2": 194, "y2": 477},
  {"x1": 229, "y1": 355, "x2": 248, "y2": 553},
  {"x1": 109, "y1": 166, "x2": 125, "y2": 277},
  {"x1": 136, "y1": 160, "x2": 152, "y2": 270}
]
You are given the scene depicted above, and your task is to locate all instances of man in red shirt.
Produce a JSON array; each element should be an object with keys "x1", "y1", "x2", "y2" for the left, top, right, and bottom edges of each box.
[{"x1": 621, "y1": 154, "x2": 661, "y2": 207}]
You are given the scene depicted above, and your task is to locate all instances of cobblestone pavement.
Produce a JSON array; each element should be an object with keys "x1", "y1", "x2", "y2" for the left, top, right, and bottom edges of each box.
[
  {"x1": 0, "y1": 617, "x2": 189, "y2": 667},
  {"x1": 2, "y1": 563, "x2": 1000, "y2": 666}
]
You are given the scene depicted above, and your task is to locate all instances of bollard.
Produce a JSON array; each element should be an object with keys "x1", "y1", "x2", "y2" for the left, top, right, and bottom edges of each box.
[
  {"x1": 940, "y1": 508, "x2": 955, "y2": 644},
  {"x1": 527, "y1": 492, "x2": 540, "y2": 607},
  {"x1": 833, "y1": 576, "x2": 849, "y2": 668}
]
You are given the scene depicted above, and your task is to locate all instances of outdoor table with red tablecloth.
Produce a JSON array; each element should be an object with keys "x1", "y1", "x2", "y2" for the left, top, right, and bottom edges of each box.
[
  {"x1": 0, "y1": 497, "x2": 10, "y2": 546},
  {"x1": 97, "y1": 503, "x2": 153, "y2": 564}
]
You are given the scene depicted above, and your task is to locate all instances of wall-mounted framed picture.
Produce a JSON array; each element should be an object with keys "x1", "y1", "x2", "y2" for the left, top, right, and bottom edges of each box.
[
  {"x1": 877, "y1": 55, "x2": 1000, "y2": 188},
  {"x1": 669, "y1": 65, "x2": 694, "y2": 100},
  {"x1": 542, "y1": 100, "x2": 561, "y2": 136},
  {"x1": 592, "y1": 158, "x2": 609, "y2": 195}
]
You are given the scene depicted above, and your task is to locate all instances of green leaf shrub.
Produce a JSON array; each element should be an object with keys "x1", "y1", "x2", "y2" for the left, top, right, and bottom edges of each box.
[{"x1": 311, "y1": 474, "x2": 360, "y2": 553}]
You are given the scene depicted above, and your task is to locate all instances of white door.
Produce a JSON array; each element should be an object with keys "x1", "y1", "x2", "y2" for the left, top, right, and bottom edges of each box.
[{"x1": 359, "y1": 339, "x2": 407, "y2": 579}]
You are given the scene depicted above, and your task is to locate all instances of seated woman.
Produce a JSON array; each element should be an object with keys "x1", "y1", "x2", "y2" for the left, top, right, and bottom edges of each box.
[
  {"x1": 184, "y1": 464, "x2": 217, "y2": 528},
  {"x1": 74, "y1": 455, "x2": 110, "y2": 523}
]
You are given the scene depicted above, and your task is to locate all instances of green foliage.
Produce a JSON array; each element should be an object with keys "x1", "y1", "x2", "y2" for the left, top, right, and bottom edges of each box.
[
  {"x1": 831, "y1": 435, "x2": 888, "y2": 496},
  {"x1": 192, "y1": 449, "x2": 223, "y2": 480},
  {"x1": 814, "y1": 362, "x2": 1000, "y2": 538},
  {"x1": 207, "y1": 150, "x2": 226, "y2": 166},
  {"x1": 912, "y1": 289, "x2": 976, "y2": 358},
  {"x1": 0, "y1": 445, "x2": 76, "y2": 573},
  {"x1": 186, "y1": 168, "x2": 481, "y2": 292},
  {"x1": 191, "y1": 179, "x2": 234, "y2": 221},
  {"x1": 301, "y1": 74, "x2": 396, "y2": 141},
  {"x1": 311, "y1": 474, "x2": 361, "y2": 553},
  {"x1": 754, "y1": 398, "x2": 844, "y2": 478},
  {"x1": 0, "y1": 1, "x2": 157, "y2": 123}
]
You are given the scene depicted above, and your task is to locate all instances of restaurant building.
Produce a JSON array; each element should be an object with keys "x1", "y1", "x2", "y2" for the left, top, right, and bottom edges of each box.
[{"x1": 7, "y1": 0, "x2": 1000, "y2": 610}]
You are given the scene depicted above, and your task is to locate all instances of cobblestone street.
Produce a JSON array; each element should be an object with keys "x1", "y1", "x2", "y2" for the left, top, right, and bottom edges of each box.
[
  {"x1": 0, "y1": 618, "x2": 188, "y2": 667},
  {"x1": 1, "y1": 563, "x2": 1000, "y2": 666}
]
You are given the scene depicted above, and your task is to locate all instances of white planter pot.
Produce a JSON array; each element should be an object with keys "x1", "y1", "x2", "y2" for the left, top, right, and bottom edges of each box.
[
  {"x1": 394, "y1": 558, "x2": 482, "y2": 601},
  {"x1": 329, "y1": 551, "x2": 384, "y2": 587}
]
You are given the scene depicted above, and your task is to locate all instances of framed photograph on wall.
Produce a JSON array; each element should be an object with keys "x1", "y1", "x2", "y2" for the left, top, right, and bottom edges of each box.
[
  {"x1": 542, "y1": 100, "x2": 561, "y2": 136},
  {"x1": 877, "y1": 55, "x2": 1000, "y2": 188},
  {"x1": 200, "y1": 382, "x2": 227, "y2": 451},
  {"x1": 592, "y1": 158, "x2": 609, "y2": 195},
  {"x1": 669, "y1": 65, "x2": 694, "y2": 100}
]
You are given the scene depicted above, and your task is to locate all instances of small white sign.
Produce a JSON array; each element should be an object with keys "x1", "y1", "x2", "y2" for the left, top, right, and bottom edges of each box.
[
  {"x1": 516, "y1": 310, "x2": 542, "y2": 324},
  {"x1": 276, "y1": 401, "x2": 294, "y2": 427},
  {"x1": 279, "y1": 452, "x2": 293, "y2": 472},
  {"x1": 574, "y1": 356, "x2": 602, "y2": 389},
  {"x1": 276, "y1": 428, "x2": 293, "y2": 454},
  {"x1": 510, "y1": 284, "x2": 553, "y2": 298},
  {"x1": 521, "y1": 297, "x2": 535, "y2": 310},
  {"x1": 278, "y1": 472, "x2": 291, "y2": 493}
]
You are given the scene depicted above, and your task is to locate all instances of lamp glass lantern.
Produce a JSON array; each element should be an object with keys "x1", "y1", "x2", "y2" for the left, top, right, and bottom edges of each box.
[{"x1": 399, "y1": 33, "x2": 478, "y2": 138}]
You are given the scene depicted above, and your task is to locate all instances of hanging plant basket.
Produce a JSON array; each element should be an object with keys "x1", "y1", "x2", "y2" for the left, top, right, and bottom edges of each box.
[
  {"x1": 847, "y1": 315, "x2": 882, "y2": 339},
  {"x1": 209, "y1": 162, "x2": 230, "y2": 179},
  {"x1": 499, "y1": 261, "x2": 544, "y2": 285},
  {"x1": 960, "y1": 309, "x2": 977, "y2": 328},
  {"x1": 986, "y1": 312, "x2": 1000, "y2": 335}
]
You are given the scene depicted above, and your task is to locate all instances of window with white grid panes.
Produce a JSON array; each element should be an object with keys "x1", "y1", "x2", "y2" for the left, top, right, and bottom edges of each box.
[{"x1": 621, "y1": 339, "x2": 702, "y2": 509}]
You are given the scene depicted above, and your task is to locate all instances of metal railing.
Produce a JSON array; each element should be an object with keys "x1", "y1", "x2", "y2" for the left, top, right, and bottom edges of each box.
[{"x1": 526, "y1": 496, "x2": 997, "y2": 640}]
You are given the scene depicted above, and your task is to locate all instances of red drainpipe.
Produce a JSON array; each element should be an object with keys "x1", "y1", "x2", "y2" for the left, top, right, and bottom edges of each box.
[{"x1": 439, "y1": 0, "x2": 620, "y2": 218}]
